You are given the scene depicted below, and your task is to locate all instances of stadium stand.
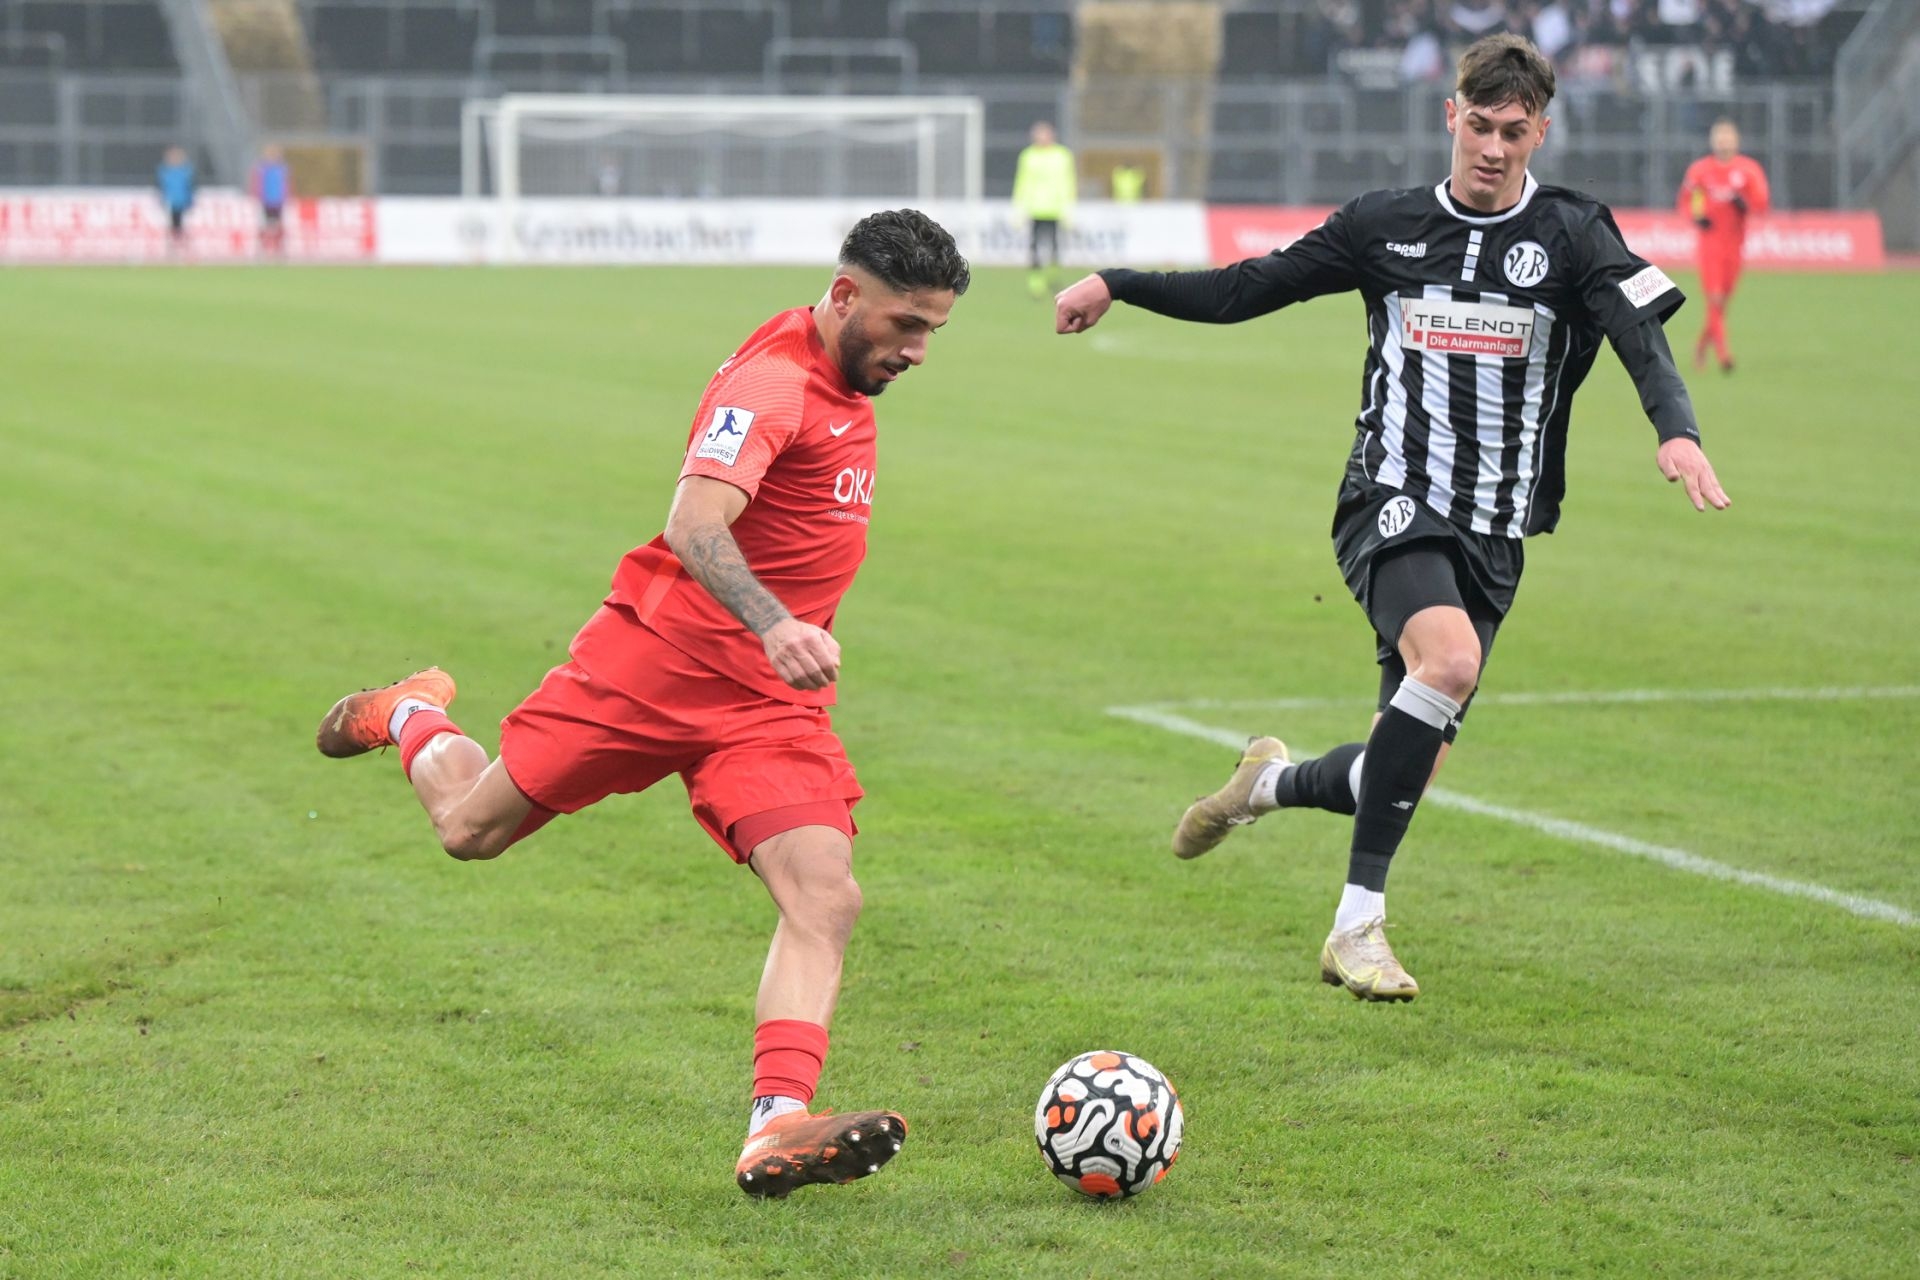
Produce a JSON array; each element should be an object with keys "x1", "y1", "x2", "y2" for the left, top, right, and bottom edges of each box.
[
  {"x1": 1292, "y1": 0, "x2": 1854, "y2": 83},
  {"x1": 290, "y1": 0, "x2": 1077, "y2": 80},
  {"x1": 0, "y1": 0, "x2": 177, "y2": 72},
  {"x1": 0, "y1": 0, "x2": 1908, "y2": 240}
]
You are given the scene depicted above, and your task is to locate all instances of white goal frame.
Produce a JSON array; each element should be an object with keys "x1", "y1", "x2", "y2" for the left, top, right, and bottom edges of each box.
[{"x1": 461, "y1": 92, "x2": 986, "y2": 205}]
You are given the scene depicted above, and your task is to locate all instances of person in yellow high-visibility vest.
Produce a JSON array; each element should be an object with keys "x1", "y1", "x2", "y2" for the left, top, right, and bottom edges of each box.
[{"x1": 1013, "y1": 121, "x2": 1076, "y2": 297}]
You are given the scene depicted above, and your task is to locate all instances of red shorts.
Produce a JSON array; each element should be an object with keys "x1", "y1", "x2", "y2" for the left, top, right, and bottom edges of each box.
[{"x1": 498, "y1": 607, "x2": 861, "y2": 862}]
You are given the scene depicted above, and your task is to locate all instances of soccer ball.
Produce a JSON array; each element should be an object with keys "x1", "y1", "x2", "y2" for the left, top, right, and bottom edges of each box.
[{"x1": 1034, "y1": 1050, "x2": 1184, "y2": 1199}]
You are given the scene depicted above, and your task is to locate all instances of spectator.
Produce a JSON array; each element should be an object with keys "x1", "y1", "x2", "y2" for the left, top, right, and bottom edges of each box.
[
  {"x1": 1309, "y1": 0, "x2": 1367, "y2": 71},
  {"x1": 1449, "y1": 0, "x2": 1509, "y2": 36},
  {"x1": 1532, "y1": 0, "x2": 1576, "y2": 59},
  {"x1": 252, "y1": 144, "x2": 291, "y2": 256},
  {"x1": 1394, "y1": 1, "x2": 1448, "y2": 81},
  {"x1": 156, "y1": 145, "x2": 194, "y2": 253}
]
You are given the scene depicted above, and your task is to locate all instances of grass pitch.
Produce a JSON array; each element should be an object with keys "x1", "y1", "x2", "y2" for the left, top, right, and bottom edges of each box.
[{"x1": 1, "y1": 264, "x2": 1916, "y2": 1278}]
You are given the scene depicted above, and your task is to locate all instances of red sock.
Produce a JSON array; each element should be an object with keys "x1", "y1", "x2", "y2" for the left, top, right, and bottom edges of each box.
[
  {"x1": 752, "y1": 1018, "x2": 829, "y2": 1104},
  {"x1": 397, "y1": 708, "x2": 461, "y2": 779},
  {"x1": 1706, "y1": 301, "x2": 1729, "y2": 363}
]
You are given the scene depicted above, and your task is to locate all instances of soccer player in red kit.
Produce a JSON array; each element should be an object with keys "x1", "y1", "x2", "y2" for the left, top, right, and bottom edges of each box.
[
  {"x1": 1678, "y1": 118, "x2": 1769, "y2": 372},
  {"x1": 313, "y1": 209, "x2": 969, "y2": 1198}
]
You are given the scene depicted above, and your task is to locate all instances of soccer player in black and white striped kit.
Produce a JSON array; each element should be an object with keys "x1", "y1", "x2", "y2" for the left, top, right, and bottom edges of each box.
[{"x1": 1054, "y1": 34, "x2": 1730, "y2": 1001}]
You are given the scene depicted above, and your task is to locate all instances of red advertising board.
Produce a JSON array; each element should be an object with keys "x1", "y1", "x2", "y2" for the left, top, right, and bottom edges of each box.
[
  {"x1": 0, "y1": 191, "x2": 376, "y2": 262},
  {"x1": 1207, "y1": 205, "x2": 1340, "y2": 264},
  {"x1": 1208, "y1": 205, "x2": 1885, "y2": 270}
]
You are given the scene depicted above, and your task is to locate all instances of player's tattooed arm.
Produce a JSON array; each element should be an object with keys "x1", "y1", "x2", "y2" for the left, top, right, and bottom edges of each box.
[
  {"x1": 664, "y1": 476, "x2": 789, "y2": 634},
  {"x1": 665, "y1": 475, "x2": 841, "y2": 689},
  {"x1": 676, "y1": 523, "x2": 791, "y2": 635}
]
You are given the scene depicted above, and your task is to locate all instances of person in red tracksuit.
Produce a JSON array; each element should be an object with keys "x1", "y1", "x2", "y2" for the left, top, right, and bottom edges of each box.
[{"x1": 1678, "y1": 118, "x2": 1770, "y2": 372}]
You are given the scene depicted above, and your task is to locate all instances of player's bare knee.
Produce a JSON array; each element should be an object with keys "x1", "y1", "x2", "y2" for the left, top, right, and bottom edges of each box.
[
  {"x1": 439, "y1": 818, "x2": 510, "y2": 861},
  {"x1": 783, "y1": 869, "x2": 861, "y2": 944},
  {"x1": 808, "y1": 872, "x2": 863, "y2": 936},
  {"x1": 1420, "y1": 649, "x2": 1482, "y2": 703}
]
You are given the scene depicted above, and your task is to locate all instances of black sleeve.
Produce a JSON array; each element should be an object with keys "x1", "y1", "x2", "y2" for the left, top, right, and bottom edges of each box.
[
  {"x1": 1610, "y1": 318, "x2": 1701, "y2": 445},
  {"x1": 1577, "y1": 205, "x2": 1685, "y2": 340},
  {"x1": 1098, "y1": 203, "x2": 1361, "y2": 324}
]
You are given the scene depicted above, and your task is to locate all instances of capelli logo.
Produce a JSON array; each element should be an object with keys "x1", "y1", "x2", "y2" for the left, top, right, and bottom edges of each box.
[{"x1": 1387, "y1": 241, "x2": 1427, "y2": 258}]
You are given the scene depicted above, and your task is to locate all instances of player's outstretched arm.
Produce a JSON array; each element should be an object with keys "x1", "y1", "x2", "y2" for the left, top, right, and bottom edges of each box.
[
  {"x1": 1058, "y1": 208, "x2": 1360, "y2": 334},
  {"x1": 664, "y1": 476, "x2": 842, "y2": 690}
]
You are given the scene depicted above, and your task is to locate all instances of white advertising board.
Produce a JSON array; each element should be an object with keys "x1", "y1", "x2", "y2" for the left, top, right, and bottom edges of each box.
[{"x1": 375, "y1": 198, "x2": 1209, "y2": 267}]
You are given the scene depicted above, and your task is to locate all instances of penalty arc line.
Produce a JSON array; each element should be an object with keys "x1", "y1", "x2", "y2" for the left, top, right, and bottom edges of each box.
[{"x1": 1106, "y1": 703, "x2": 1918, "y2": 929}]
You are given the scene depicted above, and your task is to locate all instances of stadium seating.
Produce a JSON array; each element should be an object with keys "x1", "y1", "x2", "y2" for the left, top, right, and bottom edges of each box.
[
  {"x1": 290, "y1": 0, "x2": 1075, "y2": 82},
  {"x1": 1, "y1": 0, "x2": 176, "y2": 72}
]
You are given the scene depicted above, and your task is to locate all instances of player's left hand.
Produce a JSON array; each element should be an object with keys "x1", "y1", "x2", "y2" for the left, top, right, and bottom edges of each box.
[
  {"x1": 1054, "y1": 274, "x2": 1113, "y2": 335},
  {"x1": 1657, "y1": 437, "x2": 1730, "y2": 512},
  {"x1": 762, "y1": 617, "x2": 842, "y2": 691}
]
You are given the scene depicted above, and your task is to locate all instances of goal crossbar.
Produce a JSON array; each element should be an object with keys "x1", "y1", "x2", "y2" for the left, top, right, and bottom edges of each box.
[{"x1": 464, "y1": 93, "x2": 986, "y2": 204}]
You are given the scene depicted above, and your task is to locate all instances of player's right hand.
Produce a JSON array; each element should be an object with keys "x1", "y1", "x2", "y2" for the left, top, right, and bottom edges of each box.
[
  {"x1": 1055, "y1": 274, "x2": 1113, "y2": 335},
  {"x1": 762, "y1": 617, "x2": 841, "y2": 690}
]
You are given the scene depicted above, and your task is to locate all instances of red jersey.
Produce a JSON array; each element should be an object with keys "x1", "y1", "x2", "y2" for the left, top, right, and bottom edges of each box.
[
  {"x1": 1678, "y1": 154, "x2": 1770, "y2": 242},
  {"x1": 577, "y1": 307, "x2": 877, "y2": 707}
]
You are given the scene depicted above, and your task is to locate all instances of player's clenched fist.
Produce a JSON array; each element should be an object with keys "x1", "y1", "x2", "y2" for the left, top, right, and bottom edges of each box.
[
  {"x1": 762, "y1": 617, "x2": 841, "y2": 690},
  {"x1": 1054, "y1": 274, "x2": 1113, "y2": 335}
]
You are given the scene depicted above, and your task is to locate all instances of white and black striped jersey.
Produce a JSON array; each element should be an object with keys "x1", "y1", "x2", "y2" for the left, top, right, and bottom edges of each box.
[{"x1": 1101, "y1": 174, "x2": 1691, "y2": 537}]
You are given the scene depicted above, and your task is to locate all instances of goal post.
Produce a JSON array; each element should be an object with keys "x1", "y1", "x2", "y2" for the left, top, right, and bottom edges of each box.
[{"x1": 462, "y1": 93, "x2": 985, "y2": 205}]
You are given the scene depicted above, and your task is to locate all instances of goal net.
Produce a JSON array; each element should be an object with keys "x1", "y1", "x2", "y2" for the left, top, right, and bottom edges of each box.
[{"x1": 462, "y1": 94, "x2": 985, "y2": 204}]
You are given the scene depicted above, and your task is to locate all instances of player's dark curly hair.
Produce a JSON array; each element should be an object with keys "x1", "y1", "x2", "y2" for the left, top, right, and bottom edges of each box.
[
  {"x1": 838, "y1": 209, "x2": 971, "y2": 296},
  {"x1": 1456, "y1": 33, "x2": 1556, "y2": 116}
]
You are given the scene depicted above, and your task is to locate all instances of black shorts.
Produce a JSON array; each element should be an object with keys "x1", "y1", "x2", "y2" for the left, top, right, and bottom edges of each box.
[
  {"x1": 1331, "y1": 474, "x2": 1525, "y2": 728},
  {"x1": 262, "y1": 204, "x2": 284, "y2": 227},
  {"x1": 168, "y1": 207, "x2": 186, "y2": 234},
  {"x1": 1030, "y1": 219, "x2": 1060, "y2": 265}
]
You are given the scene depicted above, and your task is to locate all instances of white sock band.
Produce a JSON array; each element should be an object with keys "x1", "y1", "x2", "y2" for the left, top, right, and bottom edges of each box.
[
  {"x1": 1250, "y1": 760, "x2": 1288, "y2": 812},
  {"x1": 1334, "y1": 883, "x2": 1386, "y2": 933},
  {"x1": 388, "y1": 697, "x2": 441, "y2": 744},
  {"x1": 749, "y1": 1094, "x2": 807, "y2": 1137},
  {"x1": 1388, "y1": 677, "x2": 1463, "y2": 732},
  {"x1": 1347, "y1": 750, "x2": 1367, "y2": 804}
]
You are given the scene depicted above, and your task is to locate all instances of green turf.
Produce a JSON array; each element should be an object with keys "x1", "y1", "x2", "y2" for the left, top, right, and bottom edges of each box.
[{"x1": 1, "y1": 264, "x2": 1916, "y2": 1278}]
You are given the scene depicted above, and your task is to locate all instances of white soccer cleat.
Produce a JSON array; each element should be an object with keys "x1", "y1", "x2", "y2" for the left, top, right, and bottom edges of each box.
[
  {"x1": 1171, "y1": 736, "x2": 1290, "y2": 859},
  {"x1": 1320, "y1": 917, "x2": 1419, "y2": 1002}
]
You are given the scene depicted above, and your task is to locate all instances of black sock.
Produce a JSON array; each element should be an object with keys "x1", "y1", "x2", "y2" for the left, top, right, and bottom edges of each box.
[
  {"x1": 1347, "y1": 679, "x2": 1460, "y2": 892},
  {"x1": 1274, "y1": 742, "x2": 1365, "y2": 815}
]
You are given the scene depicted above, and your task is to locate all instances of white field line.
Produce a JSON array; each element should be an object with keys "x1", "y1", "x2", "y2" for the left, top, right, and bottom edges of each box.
[
  {"x1": 1140, "y1": 685, "x2": 1920, "y2": 714},
  {"x1": 1106, "y1": 699, "x2": 1918, "y2": 929}
]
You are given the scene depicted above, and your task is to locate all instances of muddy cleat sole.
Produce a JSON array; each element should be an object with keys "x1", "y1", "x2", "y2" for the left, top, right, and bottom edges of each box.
[
  {"x1": 315, "y1": 668, "x2": 457, "y2": 759},
  {"x1": 736, "y1": 1109, "x2": 906, "y2": 1199},
  {"x1": 1320, "y1": 916, "x2": 1419, "y2": 1002},
  {"x1": 1171, "y1": 736, "x2": 1290, "y2": 860}
]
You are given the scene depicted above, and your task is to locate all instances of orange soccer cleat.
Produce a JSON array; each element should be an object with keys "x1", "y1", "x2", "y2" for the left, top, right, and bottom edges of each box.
[
  {"x1": 315, "y1": 668, "x2": 457, "y2": 758},
  {"x1": 735, "y1": 1109, "x2": 907, "y2": 1199}
]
